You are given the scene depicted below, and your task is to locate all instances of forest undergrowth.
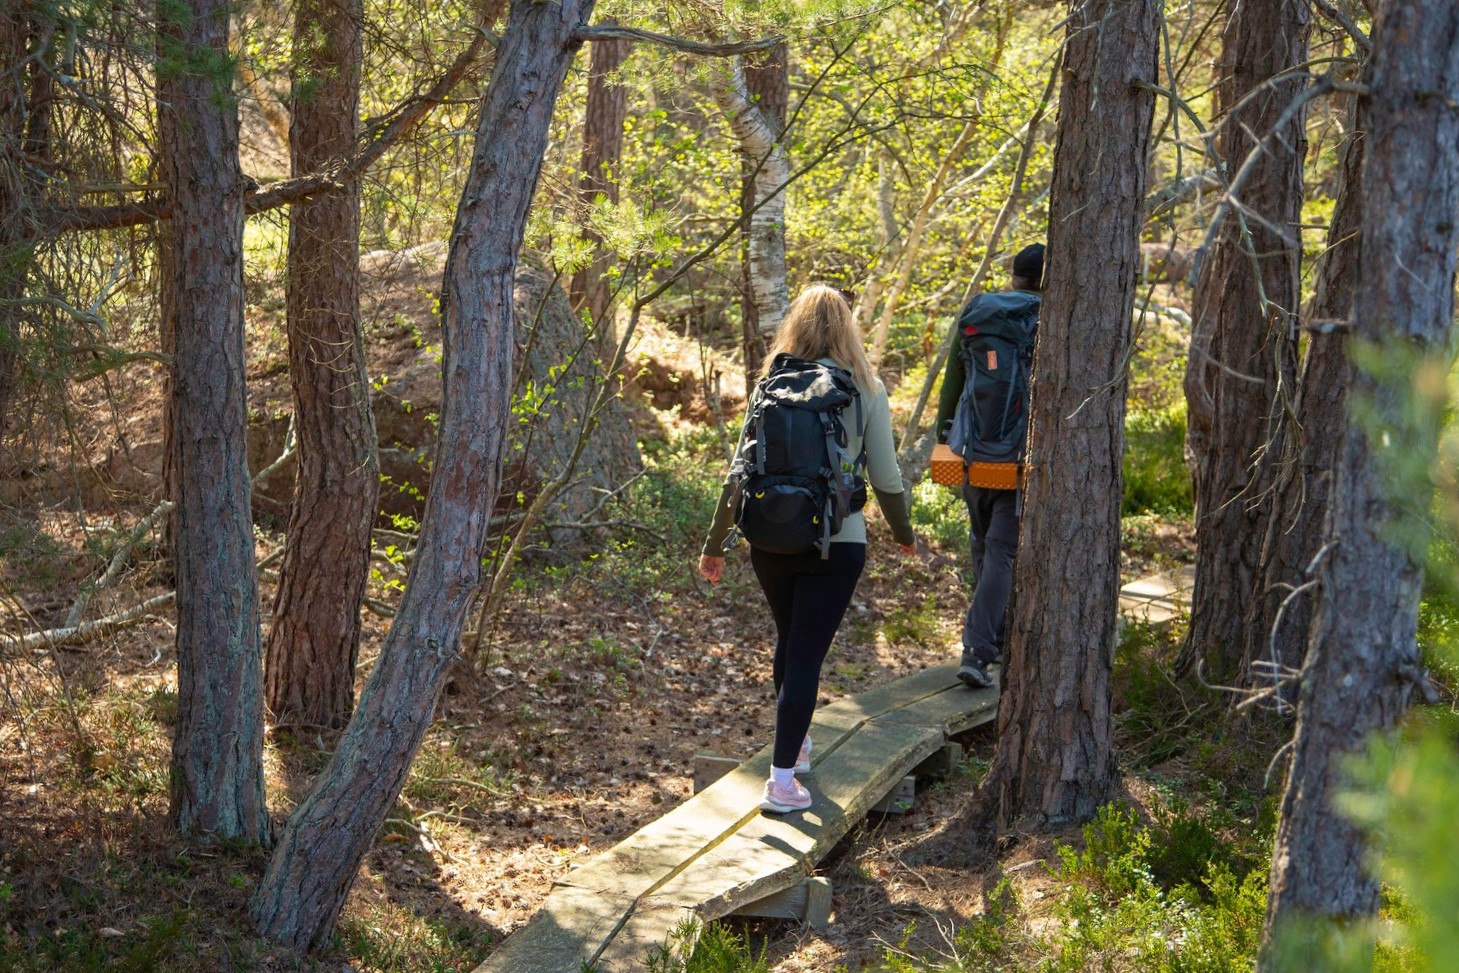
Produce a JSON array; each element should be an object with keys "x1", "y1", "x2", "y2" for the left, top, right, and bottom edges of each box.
[{"x1": 2, "y1": 318, "x2": 1455, "y2": 973}]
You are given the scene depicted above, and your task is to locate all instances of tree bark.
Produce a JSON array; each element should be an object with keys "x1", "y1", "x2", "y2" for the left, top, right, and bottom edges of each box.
[
  {"x1": 713, "y1": 49, "x2": 788, "y2": 390},
  {"x1": 159, "y1": 0, "x2": 268, "y2": 842},
  {"x1": 1260, "y1": 0, "x2": 1459, "y2": 954},
  {"x1": 0, "y1": 2, "x2": 48, "y2": 468},
  {"x1": 972, "y1": 0, "x2": 1158, "y2": 830},
  {"x1": 1245, "y1": 67, "x2": 1370, "y2": 701},
  {"x1": 263, "y1": 0, "x2": 378, "y2": 732},
  {"x1": 250, "y1": 0, "x2": 596, "y2": 950},
  {"x1": 1180, "y1": 0, "x2": 1310, "y2": 686},
  {"x1": 569, "y1": 20, "x2": 629, "y2": 334}
]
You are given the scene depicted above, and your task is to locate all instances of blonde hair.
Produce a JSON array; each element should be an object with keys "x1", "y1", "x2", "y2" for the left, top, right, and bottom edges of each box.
[{"x1": 762, "y1": 285, "x2": 878, "y2": 392}]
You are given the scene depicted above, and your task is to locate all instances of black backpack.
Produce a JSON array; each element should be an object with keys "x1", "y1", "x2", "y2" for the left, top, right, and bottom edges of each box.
[
  {"x1": 728, "y1": 353, "x2": 867, "y2": 559},
  {"x1": 947, "y1": 291, "x2": 1040, "y2": 464}
]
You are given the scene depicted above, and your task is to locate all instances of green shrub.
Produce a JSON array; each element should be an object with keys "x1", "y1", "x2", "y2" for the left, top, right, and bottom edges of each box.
[{"x1": 1125, "y1": 406, "x2": 1193, "y2": 515}]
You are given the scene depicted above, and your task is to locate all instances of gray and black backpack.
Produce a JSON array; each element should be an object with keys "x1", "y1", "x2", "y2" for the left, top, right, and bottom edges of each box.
[
  {"x1": 727, "y1": 353, "x2": 866, "y2": 559},
  {"x1": 946, "y1": 291, "x2": 1041, "y2": 464}
]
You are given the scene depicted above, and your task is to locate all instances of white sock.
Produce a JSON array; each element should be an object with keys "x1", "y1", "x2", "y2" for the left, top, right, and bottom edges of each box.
[{"x1": 771, "y1": 765, "x2": 795, "y2": 788}]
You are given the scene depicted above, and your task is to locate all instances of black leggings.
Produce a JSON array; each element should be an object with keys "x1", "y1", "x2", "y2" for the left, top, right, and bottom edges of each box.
[{"x1": 750, "y1": 542, "x2": 867, "y2": 770}]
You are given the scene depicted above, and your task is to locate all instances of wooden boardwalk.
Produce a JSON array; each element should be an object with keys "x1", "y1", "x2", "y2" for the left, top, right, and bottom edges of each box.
[
  {"x1": 474, "y1": 567, "x2": 1192, "y2": 972},
  {"x1": 475, "y1": 663, "x2": 998, "y2": 973}
]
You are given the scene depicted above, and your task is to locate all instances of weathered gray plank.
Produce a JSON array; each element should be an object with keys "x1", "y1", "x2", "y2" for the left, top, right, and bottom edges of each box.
[
  {"x1": 813, "y1": 664, "x2": 961, "y2": 726},
  {"x1": 871, "y1": 685, "x2": 999, "y2": 734},
  {"x1": 473, "y1": 887, "x2": 634, "y2": 973},
  {"x1": 644, "y1": 722, "x2": 941, "y2": 918}
]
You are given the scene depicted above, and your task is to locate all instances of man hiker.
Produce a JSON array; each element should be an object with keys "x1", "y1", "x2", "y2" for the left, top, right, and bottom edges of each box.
[{"x1": 934, "y1": 243, "x2": 1044, "y2": 689}]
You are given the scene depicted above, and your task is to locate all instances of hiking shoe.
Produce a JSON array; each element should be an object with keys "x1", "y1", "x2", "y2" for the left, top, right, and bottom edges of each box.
[
  {"x1": 958, "y1": 658, "x2": 995, "y2": 689},
  {"x1": 759, "y1": 778, "x2": 813, "y2": 814},
  {"x1": 794, "y1": 736, "x2": 813, "y2": 775}
]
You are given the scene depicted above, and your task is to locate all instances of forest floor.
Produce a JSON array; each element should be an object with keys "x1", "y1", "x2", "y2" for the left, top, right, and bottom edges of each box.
[{"x1": 0, "y1": 269, "x2": 1212, "y2": 972}]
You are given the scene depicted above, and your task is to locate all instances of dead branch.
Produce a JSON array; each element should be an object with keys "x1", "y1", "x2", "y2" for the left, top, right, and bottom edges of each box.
[
  {"x1": 65, "y1": 499, "x2": 173, "y2": 628},
  {"x1": 4, "y1": 592, "x2": 176, "y2": 653},
  {"x1": 572, "y1": 24, "x2": 781, "y2": 57}
]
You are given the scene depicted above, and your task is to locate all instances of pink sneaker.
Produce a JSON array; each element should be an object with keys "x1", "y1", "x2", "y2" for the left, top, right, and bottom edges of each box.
[
  {"x1": 759, "y1": 777, "x2": 813, "y2": 813},
  {"x1": 794, "y1": 736, "x2": 812, "y2": 775}
]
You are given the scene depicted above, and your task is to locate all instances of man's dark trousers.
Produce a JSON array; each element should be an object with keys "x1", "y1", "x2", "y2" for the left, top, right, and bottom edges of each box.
[{"x1": 961, "y1": 484, "x2": 1019, "y2": 667}]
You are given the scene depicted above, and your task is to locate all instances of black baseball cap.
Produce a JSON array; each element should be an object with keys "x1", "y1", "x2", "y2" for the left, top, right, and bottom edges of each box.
[{"x1": 1012, "y1": 243, "x2": 1045, "y2": 288}]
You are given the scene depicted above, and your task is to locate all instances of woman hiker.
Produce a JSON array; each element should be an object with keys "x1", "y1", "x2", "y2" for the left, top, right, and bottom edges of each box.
[{"x1": 698, "y1": 284, "x2": 918, "y2": 814}]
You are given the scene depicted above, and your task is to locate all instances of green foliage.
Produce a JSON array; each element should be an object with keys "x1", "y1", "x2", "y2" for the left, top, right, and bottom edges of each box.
[
  {"x1": 638, "y1": 918, "x2": 767, "y2": 973},
  {"x1": 1124, "y1": 405, "x2": 1193, "y2": 515},
  {"x1": 911, "y1": 479, "x2": 969, "y2": 553}
]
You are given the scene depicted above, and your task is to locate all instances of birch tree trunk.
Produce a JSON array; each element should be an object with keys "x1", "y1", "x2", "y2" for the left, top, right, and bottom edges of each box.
[
  {"x1": 1179, "y1": 0, "x2": 1310, "y2": 686},
  {"x1": 713, "y1": 53, "x2": 788, "y2": 390},
  {"x1": 159, "y1": 0, "x2": 268, "y2": 842},
  {"x1": 1260, "y1": 0, "x2": 1459, "y2": 955},
  {"x1": 1245, "y1": 67, "x2": 1369, "y2": 699},
  {"x1": 569, "y1": 20, "x2": 629, "y2": 334},
  {"x1": 263, "y1": 0, "x2": 378, "y2": 733},
  {"x1": 972, "y1": 0, "x2": 1158, "y2": 830},
  {"x1": 250, "y1": 0, "x2": 596, "y2": 949}
]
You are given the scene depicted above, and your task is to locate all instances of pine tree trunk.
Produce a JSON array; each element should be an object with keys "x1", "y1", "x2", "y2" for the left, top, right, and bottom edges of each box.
[
  {"x1": 974, "y1": 0, "x2": 1158, "y2": 830},
  {"x1": 249, "y1": 0, "x2": 596, "y2": 950},
  {"x1": 1260, "y1": 0, "x2": 1459, "y2": 954},
  {"x1": 159, "y1": 0, "x2": 268, "y2": 842},
  {"x1": 263, "y1": 0, "x2": 378, "y2": 732},
  {"x1": 1179, "y1": 0, "x2": 1310, "y2": 686},
  {"x1": 0, "y1": 8, "x2": 27, "y2": 464},
  {"x1": 569, "y1": 21, "x2": 629, "y2": 334},
  {"x1": 1244, "y1": 75, "x2": 1369, "y2": 699}
]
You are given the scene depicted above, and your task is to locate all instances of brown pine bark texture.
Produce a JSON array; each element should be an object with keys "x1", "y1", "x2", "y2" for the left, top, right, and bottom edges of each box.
[
  {"x1": 570, "y1": 23, "x2": 629, "y2": 330},
  {"x1": 0, "y1": 9, "x2": 28, "y2": 459},
  {"x1": 1181, "y1": 0, "x2": 1310, "y2": 686},
  {"x1": 264, "y1": 0, "x2": 379, "y2": 732},
  {"x1": 1262, "y1": 0, "x2": 1459, "y2": 949},
  {"x1": 977, "y1": 0, "x2": 1158, "y2": 830},
  {"x1": 1246, "y1": 85, "x2": 1368, "y2": 695},
  {"x1": 160, "y1": 0, "x2": 268, "y2": 842},
  {"x1": 250, "y1": 0, "x2": 598, "y2": 951}
]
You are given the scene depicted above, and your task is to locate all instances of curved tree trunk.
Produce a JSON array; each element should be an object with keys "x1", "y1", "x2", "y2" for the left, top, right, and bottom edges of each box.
[
  {"x1": 1259, "y1": 0, "x2": 1459, "y2": 956},
  {"x1": 569, "y1": 20, "x2": 629, "y2": 334},
  {"x1": 250, "y1": 0, "x2": 596, "y2": 950},
  {"x1": 1179, "y1": 0, "x2": 1310, "y2": 686},
  {"x1": 713, "y1": 51, "x2": 788, "y2": 390},
  {"x1": 263, "y1": 0, "x2": 378, "y2": 733},
  {"x1": 1244, "y1": 71, "x2": 1369, "y2": 700},
  {"x1": 972, "y1": 0, "x2": 1157, "y2": 830},
  {"x1": 159, "y1": 0, "x2": 268, "y2": 842}
]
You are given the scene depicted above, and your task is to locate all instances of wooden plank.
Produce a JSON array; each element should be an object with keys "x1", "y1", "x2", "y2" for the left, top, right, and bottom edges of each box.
[
  {"x1": 590, "y1": 901, "x2": 701, "y2": 973},
  {"x1": 559, "y1": 761, "x2": 766, "y2": 897},
  {"x1": 472, "y1": 887, "x2": 634, "y2": 973},
  {"x1": 693, "y1": 752, "x2": 740, "y2": 793},
  {"x1": 871, "y1": 685, "x2": 999, "y2": 735},
  {"x1": 647, "y1": 722, "x2": 941, "y2": 919},
  {"x1": 813, "y1": 663, "x2": 961, "y2": 725},
  {"x1": 730, "y1": 876, "x2": 833, "y2": 929}
]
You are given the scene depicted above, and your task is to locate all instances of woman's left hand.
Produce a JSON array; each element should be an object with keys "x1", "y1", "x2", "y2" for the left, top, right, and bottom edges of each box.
[{"x1": 699, "y1": 554, "x2": 725, "y2": 583}]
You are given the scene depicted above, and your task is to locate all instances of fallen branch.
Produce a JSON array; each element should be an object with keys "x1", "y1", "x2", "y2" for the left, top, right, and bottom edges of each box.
[
  {"x1": 65, "y1": 500, "x2": 173, "y2": 628},
  {"x1": 4, "y1": 592, "x2": 176, "y2": 653}
]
